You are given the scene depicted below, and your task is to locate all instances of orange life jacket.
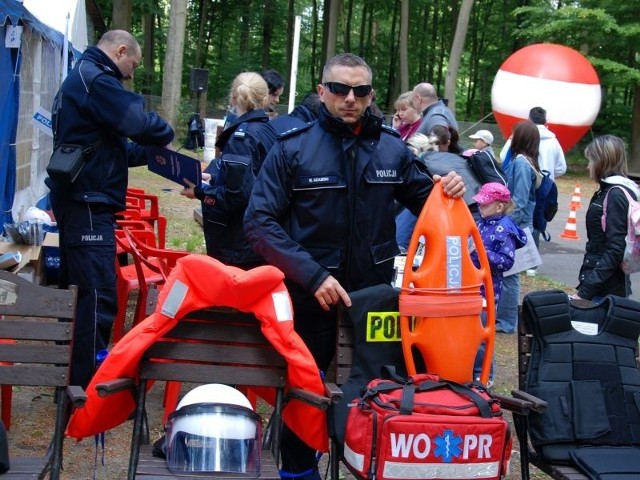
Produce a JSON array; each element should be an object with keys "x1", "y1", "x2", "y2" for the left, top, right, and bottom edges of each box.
[{"x1": 66, "y1": 255, "x2": 328, "y2": 452}]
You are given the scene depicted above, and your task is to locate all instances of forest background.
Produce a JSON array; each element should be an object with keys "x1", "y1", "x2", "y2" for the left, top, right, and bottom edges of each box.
[{"x1": 97, "y1": 0, "x2": 640, "y2": 169}]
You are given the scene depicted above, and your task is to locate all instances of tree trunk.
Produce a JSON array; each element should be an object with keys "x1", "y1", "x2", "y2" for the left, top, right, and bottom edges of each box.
[
  {"x1": 445, "y1": 0, "x2": 474, "y2": 115},
  {"x1": 111, "y1": 0, "x2": 133, "y2": 90},
  {"x1": 286, "y1": 0, "x2": 295, "y2": 82},
  {"x1": 311, "y1": 0, "x2": 319, "y2": 85},
  {"x1": 359, "y1": 3, "x2": 368, "y2": 57},
  {"x1": 155, "y1": 15, "x2": 165, "y2": 92},
  {"x1": 195, "y1": 0, "x2": 210, "y2": 117},
  {"x1": 344, "y1": 0, "x2": 353, "y2": 52},
  {"x1": 398, "y1": 0, "x2": 409, "y2": 93},
  {"x1": 161, "y1": 0, "x2": 188, "y2": 130},
  {"x1": 385, "y1": 1, "x2": 400, "y2": 111},
  {"x1": 111, "y1": 0, "x2": 132, "y2": 31},
  {"x1": 261, "y1": 0, "x2": 275, "y2": 69},
  {"x1": 239, "y1": 1, "x2": 251, "y2": 57},
  {"x1": 195, "y1": 0, "x2": 208, "y2": 67},
  {"x1": 142, "y1": 14, "x2": 154, "y2": 95},
  {"x1": 325, "y1": 0, "x2": 340, "y2": 62}
]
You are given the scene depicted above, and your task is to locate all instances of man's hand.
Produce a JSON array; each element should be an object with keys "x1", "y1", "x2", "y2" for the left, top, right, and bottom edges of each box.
[
  {"x1": 180, "y1": 179, "x2": 197, "y2": 199},
  {"x1": 314, "y1": 275, "x2": 352, "y2": 311},
  {"x1": 433, "y1": 171, "x2": 465, "y2": 198}
]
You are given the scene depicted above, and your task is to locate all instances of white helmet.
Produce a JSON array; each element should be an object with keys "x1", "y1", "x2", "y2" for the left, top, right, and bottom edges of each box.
[
  {"x1": 176, "y1": 384, "x2": 253, "y2": 411},
  {"x1": 21, "y1": 207, "x2": 52, "y2": 224},
  {"x1": 165, "y1": 384, "x2": 261, "y2": 474}
]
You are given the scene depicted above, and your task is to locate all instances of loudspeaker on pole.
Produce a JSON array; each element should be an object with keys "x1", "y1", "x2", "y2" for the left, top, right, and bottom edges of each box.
[{"x1": 189, "y1": 68, "x2": 209, "y2": 93}]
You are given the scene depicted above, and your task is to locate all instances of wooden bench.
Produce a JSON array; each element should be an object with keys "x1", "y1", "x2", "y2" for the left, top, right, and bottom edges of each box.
[
  {"x1": 97, "y1": 287, "x2": 330, "y2": 480},
  {"x1": 0, "y1": 270, "x2": 85, "y2": 480}
]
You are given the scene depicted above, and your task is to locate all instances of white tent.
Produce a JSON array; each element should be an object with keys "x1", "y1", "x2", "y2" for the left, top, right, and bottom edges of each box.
[
  {"x1": 23, "y1": 0, "x2": 88, "y2": 54},
  {"x1": 0, "y1": 0, "x2": 90, "y2": 223}
]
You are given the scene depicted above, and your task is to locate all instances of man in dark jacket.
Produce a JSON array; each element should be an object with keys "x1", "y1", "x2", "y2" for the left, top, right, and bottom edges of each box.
[
  {"x1": 270, "y1": 92, "x2": 321, "y2": 134},
  {"x1": 244, "y1": 52, "x2": 465, "y2": 480},
  {"x1": 46, "y1": 30, "x2": 174, "y2": 388},
  {"x1": 412, "y1": 82, "x2": 458, "y2": 135}
]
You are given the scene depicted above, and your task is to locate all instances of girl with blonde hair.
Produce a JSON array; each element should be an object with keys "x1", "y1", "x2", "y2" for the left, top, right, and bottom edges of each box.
[
  {"x1": 181, "y1": 72, "x2": 277, "y2": 268},
  {"x1": 391, "y1": 91, "x2": 422, "y2": 142}
]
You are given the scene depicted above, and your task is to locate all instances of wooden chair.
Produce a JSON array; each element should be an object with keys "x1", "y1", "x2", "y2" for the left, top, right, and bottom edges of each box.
[
  {"x1": 0, "y1": 270, "x2": 86, "y2": 480},
  {"x1": 96, "y1": 301, "x2": 331, "y2": 480}
]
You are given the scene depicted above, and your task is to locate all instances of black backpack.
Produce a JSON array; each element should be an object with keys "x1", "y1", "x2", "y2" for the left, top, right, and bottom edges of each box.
[
  {"x1": 466, "y1": 150, "x2": 508, "y2": 186},
  {"x1": 532, "y1": 171, "x2": 558, "y2": 241}
]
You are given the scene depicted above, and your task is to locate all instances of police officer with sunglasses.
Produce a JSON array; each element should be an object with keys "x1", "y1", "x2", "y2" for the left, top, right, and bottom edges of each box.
[{"x1": 244, "y1": 53, "x2": 465, "y2": 480}]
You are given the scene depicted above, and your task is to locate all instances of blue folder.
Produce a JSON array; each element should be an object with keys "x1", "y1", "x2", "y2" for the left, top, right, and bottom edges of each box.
[{"x1": 146, "y1": 146, "x2": 202, "y2": 187}]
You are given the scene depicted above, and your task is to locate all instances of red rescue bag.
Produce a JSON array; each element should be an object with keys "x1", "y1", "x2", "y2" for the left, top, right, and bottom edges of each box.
[{"x1": 343, "y1": 373, "x2": 512, "y2": 480}]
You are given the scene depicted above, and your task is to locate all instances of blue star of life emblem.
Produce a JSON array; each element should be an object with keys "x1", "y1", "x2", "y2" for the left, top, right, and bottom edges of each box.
[{"x1": 434, "y1": 429, "x2": 462, "y2": 462}]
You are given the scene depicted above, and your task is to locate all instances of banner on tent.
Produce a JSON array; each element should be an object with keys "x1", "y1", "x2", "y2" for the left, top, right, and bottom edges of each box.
[{"x1": 32, "y1": 107, "x2": 53, "y2": 137}]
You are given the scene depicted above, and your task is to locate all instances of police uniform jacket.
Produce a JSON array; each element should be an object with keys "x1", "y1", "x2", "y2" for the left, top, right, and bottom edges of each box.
[
  {"x1": 46, "y1": 46, "x2": 174, "y2": 210},
  {"x1": 244, "y1": 105, "x2": 435, "y2": 294},
  {"x1": 195, "y1": 109, "x2": 277, "y2": 266},
  {"x1": 270, "y1": 105, "x2": 317, "y2": 135},
  {"x1": 578, "y1": 178, "x2": 639, "y2": 299}
]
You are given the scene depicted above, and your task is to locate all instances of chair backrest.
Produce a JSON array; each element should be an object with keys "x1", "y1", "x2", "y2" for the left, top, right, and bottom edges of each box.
[
  {"x1": 399, "y1": 182, "x2": 495, "y2": 383},
  {"x1": 122, "y1": 227, "x2": 186, "y2": 282},
  {"x1": 0, "y1": 271, "x2": 80, "y2": 480},
  {"x1": 125, "y1": 189, "x2": 167, "y2": 248},
  {"x1": 126, "y1": 190, "x2": 161, "y2": 218},
  {"x1": 0, "y1": 271, "x2": 77, "y2": 388},
  {"x1": 139, "y1": 308, "x2": 287, "y2": 387},
  {"x1": 335, "y1": 311, "x2": 354, "y2": 386},
  {"x1": 118, "y1": 227, "x2": 187, "y2": 328}
]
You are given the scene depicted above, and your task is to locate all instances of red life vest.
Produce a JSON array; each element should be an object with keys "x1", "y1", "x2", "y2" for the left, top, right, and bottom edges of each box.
[{"x1": 66, "y1": 255, "x2": 328, "y2": 452}]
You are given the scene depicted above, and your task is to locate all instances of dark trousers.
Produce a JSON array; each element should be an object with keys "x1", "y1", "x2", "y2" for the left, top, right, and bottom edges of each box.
[
  {"x1": 50, "y1": 197, "x2": 117, "y2": 388},
  {"x1": 280, "y1": 286, "x2": 337, "y2": 474}
]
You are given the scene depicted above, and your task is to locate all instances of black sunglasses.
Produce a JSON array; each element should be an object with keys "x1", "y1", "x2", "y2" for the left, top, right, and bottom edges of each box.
[{"x1": 323, "y1": 82, "x2": 372, "y2": 98}]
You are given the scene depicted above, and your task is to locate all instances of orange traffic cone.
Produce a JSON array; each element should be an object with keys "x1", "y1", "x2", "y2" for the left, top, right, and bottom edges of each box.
[
  {"x1": 560, "y1": 206, "x2": 580, "y2": 240},
  {"x1": 570, "y1": 183, "x2": 583, "y2": 209}
]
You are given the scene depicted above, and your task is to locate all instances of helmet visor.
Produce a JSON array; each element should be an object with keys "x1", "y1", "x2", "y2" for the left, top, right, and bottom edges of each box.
[{"x1": 166, "y1": 403, "x2": 261, "y2": 474}]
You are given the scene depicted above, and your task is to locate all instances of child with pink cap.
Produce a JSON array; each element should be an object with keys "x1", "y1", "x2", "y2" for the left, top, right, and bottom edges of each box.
[{"x1": 471, "y1": 182, "x2": 528, "y2": 385}]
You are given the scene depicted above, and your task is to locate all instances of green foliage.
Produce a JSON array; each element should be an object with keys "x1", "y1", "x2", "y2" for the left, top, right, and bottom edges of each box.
[
  {"x1": 513, "y1": 6, "x2": 619, "y2": 47},
  {"x1": 590, "y1": 58, "x2": 640, "y2": 85},
  {"x1": 96, "y1": 0, "x2": 638, "y2": 131}
]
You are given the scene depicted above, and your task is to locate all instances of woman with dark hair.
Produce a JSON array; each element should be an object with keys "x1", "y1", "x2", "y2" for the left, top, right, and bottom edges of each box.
[
  {"x1": 429, "y1": 124, "x2": 463, "y2": 154},
  {"x1": 575, "y1": 135, "x2": 640, "y2": 300},
  {"x1": 495, "y1": 120, "x2": 540, "y2": 333},
  {"x1": 261, "y1": 69, "x2": 285, "y2": 117}
]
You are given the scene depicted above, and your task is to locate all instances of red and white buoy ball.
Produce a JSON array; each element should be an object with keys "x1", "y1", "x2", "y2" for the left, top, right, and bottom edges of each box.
[{"x1": 491, "y1": 43, "x2": 601, "y2": 152}]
